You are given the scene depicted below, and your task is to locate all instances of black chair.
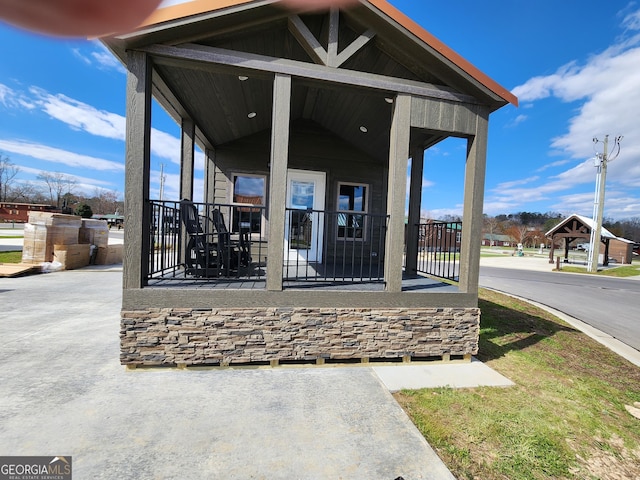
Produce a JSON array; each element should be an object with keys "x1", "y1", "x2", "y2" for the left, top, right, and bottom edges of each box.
[
  {"x1": 211, "y1": 208, "x2": 251, "y2": 270},
  {"x1": 180, "y1": 200, "x2": 225, "y2": 277}
]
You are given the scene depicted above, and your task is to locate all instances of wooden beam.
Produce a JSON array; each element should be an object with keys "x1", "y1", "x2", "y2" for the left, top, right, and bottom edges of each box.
[
  {"x1": 334, "y1": 29, "x2": 376, "y2": 68},
  {"x1": 123, "y1": 51, "x2": 152, "y2": 290},
  {"x1": 204, "y1": 148, "x2": 216, "y2": 204},
  {"x1": 458, "y1": 106, "x2": 490, "y2": 295},
  {"x1": 288, "y1": 15, "x2": 328, "y2": 66},
  {"x1": 180, "y1": 118, "x2": 195, "y2": 201},
  {"x1": 384, "y1": 94, "x2": 411, "y2": 292},
  {"x1": 266, "y1": 74, "x2": 292, "y2": 291},
  {"x1": 327, "y1": 8, "x2": 339, "y2": 67},
  {"x1": 140, "y1": 43, "x2": 479, "y2": 104}
]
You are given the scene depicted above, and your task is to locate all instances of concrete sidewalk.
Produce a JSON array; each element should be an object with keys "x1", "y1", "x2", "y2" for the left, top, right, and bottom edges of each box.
[{"x1": 0, "y1": 266, "x2": 513, "y2": 480}]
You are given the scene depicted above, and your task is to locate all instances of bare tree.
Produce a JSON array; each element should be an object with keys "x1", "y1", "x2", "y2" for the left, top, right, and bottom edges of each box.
[
  {"x1": 91, "y1": 188, "x2": 120, "y2": 214},
  {"x1": 37, "y1": 171, "x2": 78, "y2": 208},
  {"x1": 483, "y1": 214, "x2": 500, "y2": 246},
  {"x1": 0, "y1": 154, "x2": 20, "y2": 202},
  {"x1": 505, "y1": 223, "x2": 531, "y2": 247}
]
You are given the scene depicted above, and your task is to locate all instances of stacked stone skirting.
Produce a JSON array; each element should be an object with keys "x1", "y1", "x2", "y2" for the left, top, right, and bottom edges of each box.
[{"x1": 120, "y1": 307, "x2": 480, "y2": 366}]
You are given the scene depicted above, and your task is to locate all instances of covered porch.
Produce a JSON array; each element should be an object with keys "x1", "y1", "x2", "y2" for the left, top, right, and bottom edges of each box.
[{"x1": 106, "y1": 0, "x2": 516, "y2": 366}]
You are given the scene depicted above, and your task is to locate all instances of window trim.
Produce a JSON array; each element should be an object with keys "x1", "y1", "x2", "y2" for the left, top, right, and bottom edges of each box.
[
  {"x1": 229, "y1": 172, "x2": 268, "y2": 238},
  {"x1": 336, "y1": 181, "x2": 369, "y2": 241}
]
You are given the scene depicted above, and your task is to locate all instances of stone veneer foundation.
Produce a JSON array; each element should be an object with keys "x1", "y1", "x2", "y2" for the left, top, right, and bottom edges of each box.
[{"x1": 121, "y1": 307, "x2": 480, "y2": 366}]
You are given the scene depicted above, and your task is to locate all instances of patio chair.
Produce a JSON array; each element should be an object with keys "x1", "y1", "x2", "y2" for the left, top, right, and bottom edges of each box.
[
  {"x1": 211, "y1": 208, "x2": 251, "y2": 270},
  {"x1": 179, "y1": 200, "x2": 227, "y2": 277}
]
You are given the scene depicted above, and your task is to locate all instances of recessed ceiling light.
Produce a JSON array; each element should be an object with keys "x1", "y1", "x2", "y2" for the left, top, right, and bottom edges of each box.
[
  {"x1": 359, "y1": 125, "x2": 368, "y2": 133},
  {"x1": 248, "y1": 112, "x2": 257, "y2": 119},
  {"x1": 384, "y1": 97, "x2": 394, "y2": 104},
  {"x1": 238, "y1": 75, "x2": 249, "y2": 81}
]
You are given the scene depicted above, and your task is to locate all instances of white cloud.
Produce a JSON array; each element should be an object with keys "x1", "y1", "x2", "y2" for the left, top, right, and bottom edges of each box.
[
  {"x1": 31, "y1": 88, "x2": 126, "y2": 140},
  {"x1": 13, "y1": 86, "x2": 200, "y2": 169},
  {"x1": 71, "y1": 41, "x2": 126, "y2": 73},
  {"x1": 0, "y1": 83, "x2": 15, "y2": 106},
  {"x1": 18, "y1": 165, "x2": 116, "y2": 188},
  {"x1": 507, "y1": 7, "x2": 640, "y2": 219},
  {"x1": 0, "y1": 140, "x2": 125, "y2": 172},
  {"x1": 496, "y1": 176, "x2": 539, "y2": 189},
  {"x1": 536, "y1": 159, "x2": 572, "y2": 172}
]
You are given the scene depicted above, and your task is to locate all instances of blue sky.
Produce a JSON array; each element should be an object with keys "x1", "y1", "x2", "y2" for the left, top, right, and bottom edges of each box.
[{"x1": 1, "y1": 0, "x2": 639, "y2": 220}]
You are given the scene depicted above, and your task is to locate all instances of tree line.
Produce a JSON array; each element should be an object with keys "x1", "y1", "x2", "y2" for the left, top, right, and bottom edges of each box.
[
  {"x1": 483, "y1": 211, "x2": 640, "y2": 245},
  {"x1": 0, "y1": 154, "x2": 123, "y2": 216}
]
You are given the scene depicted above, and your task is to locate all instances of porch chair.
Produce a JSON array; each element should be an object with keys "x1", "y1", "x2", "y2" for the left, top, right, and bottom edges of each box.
[
  {"x1": 179, "y1": 200, "x2": 227, "y2": 277},
  {"x1": 211, "y1": 208, "x2": 251, "y2": 270}
]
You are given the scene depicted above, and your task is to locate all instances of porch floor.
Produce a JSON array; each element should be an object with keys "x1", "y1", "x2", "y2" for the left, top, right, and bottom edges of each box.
[{"x1": 146, "y1": 269, "x2": 459, "y2": 292}]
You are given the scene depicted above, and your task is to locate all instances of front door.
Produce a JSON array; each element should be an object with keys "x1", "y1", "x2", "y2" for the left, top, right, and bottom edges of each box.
[{"x1": 285, "y1": 169, "x2": 326, "y2": 263}]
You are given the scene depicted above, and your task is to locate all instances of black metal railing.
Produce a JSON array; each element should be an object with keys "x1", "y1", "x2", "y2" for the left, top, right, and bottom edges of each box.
[
  {"x1": 283, "y1": 208, "x2": 388, "y2": 285},
  {"x1": 148, "y1": 200, "x2": 266, "y2": 282},
  {"x1": 414, "y1": 221, "x2": 461, "y2": 282}
]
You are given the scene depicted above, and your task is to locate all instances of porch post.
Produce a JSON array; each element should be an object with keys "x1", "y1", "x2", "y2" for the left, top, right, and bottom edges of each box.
[
  {"x1": 204, "y1": 148, "x2": 216, "y2": 204},
  {"x1": 266, "y1": 73, "x2": 292, "y2": 291},
  {"x1": 384, "y1": 94, "x2": 411, "y2": 292},
  {"x1": 123, "y1": 50, "x2": 152, "y2": 290},
  {"x1": 179, "y1": 118, "x2": 196, "y2": 268},
  {"x1": 459, "y1": 108, "x2": 489, "y2": 294},
  {"x1": 180, "y1": 118, "x2": 195, "y2": 201},
  {"x1": 405, "y1": 146, "x2": 424, "y2": 277}
]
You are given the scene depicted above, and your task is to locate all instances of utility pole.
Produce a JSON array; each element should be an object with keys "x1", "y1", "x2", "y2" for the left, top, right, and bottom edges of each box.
[
  {"x1": 587, "y1": 135, "x2": 622, "y2": 273},
  {"x1": 159, "y1": 163, "x2": 165, "y2": 201}
]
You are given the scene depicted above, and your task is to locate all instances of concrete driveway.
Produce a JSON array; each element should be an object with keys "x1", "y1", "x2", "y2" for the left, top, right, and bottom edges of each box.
[{"x1": 0, "y1": 265, "x2": 516, "y2": 479}]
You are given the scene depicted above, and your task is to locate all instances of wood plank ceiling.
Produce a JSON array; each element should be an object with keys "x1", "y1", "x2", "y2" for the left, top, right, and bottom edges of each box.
[{"x1": 131, "y1": 7, "x2": 483, "y2": 162}]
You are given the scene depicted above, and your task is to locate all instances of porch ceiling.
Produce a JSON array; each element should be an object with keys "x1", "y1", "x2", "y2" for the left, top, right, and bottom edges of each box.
[{"x1": 105, "y1": 2, "x2": 511, "y2": 160}]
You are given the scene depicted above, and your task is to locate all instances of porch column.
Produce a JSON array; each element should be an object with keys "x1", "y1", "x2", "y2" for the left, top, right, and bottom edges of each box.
[
  {"x1": 179, "y1": 118, "x2": 196, "y2": 268},
  {"x1": 405, "y1": 145, "x2": 424, "y2": 277},
  {"x1": 459, "y1": 107, "x2": 489, "y2": 294},
  {"x1": 180, "y1": 118, "x2": 195, "y2": 201},
  {"x1": 266, "y1": 73, "x2": 292, "y2": 291},
  {"x1": 123, "y1": 50, "x2": 152, "y2": 290},
  {"x1": 204, "y1": 148, "x2": 216, "y2": 204},
  {"x1": 384, "y1": 94, "x2": 411, "y2": 292}
]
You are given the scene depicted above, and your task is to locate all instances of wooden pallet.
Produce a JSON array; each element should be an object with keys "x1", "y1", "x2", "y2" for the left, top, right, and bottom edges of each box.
[{"x1": 0, "y1": 263, "x2": 41, "y2": 278}]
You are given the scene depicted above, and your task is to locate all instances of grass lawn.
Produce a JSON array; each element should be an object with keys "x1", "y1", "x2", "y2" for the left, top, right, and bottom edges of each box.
[
  {"x1": 0, "y1": 251, "x2": 23, "y2": 263},
  {"x1": 560, "y1": 264, "x2": 640, "y2": 278},
  {"x1": 395, "y1": 288, "x2": 640, "y2": 480}
]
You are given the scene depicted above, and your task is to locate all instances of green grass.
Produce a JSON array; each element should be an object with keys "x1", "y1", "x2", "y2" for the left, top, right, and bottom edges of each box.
[
  {"x1": 0, "y1": 235, "x2": 23, "y2": 239},
  {"x1": 395, "y1": 289, "x2": 640, "y2": 480},
  {"x1": 560, "y1": 264, "x2": 640, "y2": 277},
  {"x1": 0, "y1": 251, "x2": 23, "y2": 263}
]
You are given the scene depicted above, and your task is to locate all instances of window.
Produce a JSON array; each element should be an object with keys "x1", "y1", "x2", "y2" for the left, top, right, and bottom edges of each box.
[
  {"x1": 231, "y1": 174, "x2": 266, "y2": 234},
  {"x1": 337, "y1": 182, "x2": 368, "y2": 240}
]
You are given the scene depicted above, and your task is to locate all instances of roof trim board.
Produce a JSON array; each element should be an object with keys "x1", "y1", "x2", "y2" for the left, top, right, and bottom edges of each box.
[{"x1": 122, "y1": 0, "x2": 517, "y2": 107}]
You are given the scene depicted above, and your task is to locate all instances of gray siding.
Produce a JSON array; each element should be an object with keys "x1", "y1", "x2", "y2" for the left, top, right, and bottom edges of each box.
[{"x1": 214, "y1": 120, "x2": 388, "y2": 261}]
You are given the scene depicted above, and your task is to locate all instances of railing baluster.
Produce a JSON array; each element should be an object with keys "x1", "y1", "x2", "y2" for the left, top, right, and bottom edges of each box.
[{"x1": 413, "y1": 220, "x2": 461, "y2": 283}]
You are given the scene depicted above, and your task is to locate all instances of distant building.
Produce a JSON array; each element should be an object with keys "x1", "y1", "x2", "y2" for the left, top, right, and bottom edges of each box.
[
  {"x1": 545, "y1": 214, "x2": 634, "y2": 265},
  {"x1": 0, "y1": 202, "x2": 59, "y2": 223},
  {"x1": 481, "y1": 234, "x2": 516, "y2": 247}
]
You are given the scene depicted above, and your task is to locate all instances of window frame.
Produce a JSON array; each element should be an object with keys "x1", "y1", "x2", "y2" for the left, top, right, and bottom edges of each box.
[
  {"x1": 336, "y1": 181, "x2": 369, "y2": 241},
  {"x1": 229, "y1": 172, "x2": 268, "y2": 238}
]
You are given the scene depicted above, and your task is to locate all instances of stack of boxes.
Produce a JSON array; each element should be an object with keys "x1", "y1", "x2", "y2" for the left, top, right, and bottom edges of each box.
[{"x1": 21, "y1": 212, "x2": 117, "y2": 270}]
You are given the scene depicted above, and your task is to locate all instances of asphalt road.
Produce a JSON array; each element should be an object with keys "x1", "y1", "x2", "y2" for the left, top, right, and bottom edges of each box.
[{"x1": 479, "y1": 266, "x2": 640, "y2": 352}]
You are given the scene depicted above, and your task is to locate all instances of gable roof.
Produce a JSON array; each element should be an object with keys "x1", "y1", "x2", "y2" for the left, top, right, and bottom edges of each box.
[
  {"x1": 545, "y1": 214, "x2": 616, "y2": 239},
  {"x1": 103, "y1": 0, "x2": 517, "y2": 158},
  {"x1": 122, "y1": 0, "x2": 517, "y2": 108}
]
